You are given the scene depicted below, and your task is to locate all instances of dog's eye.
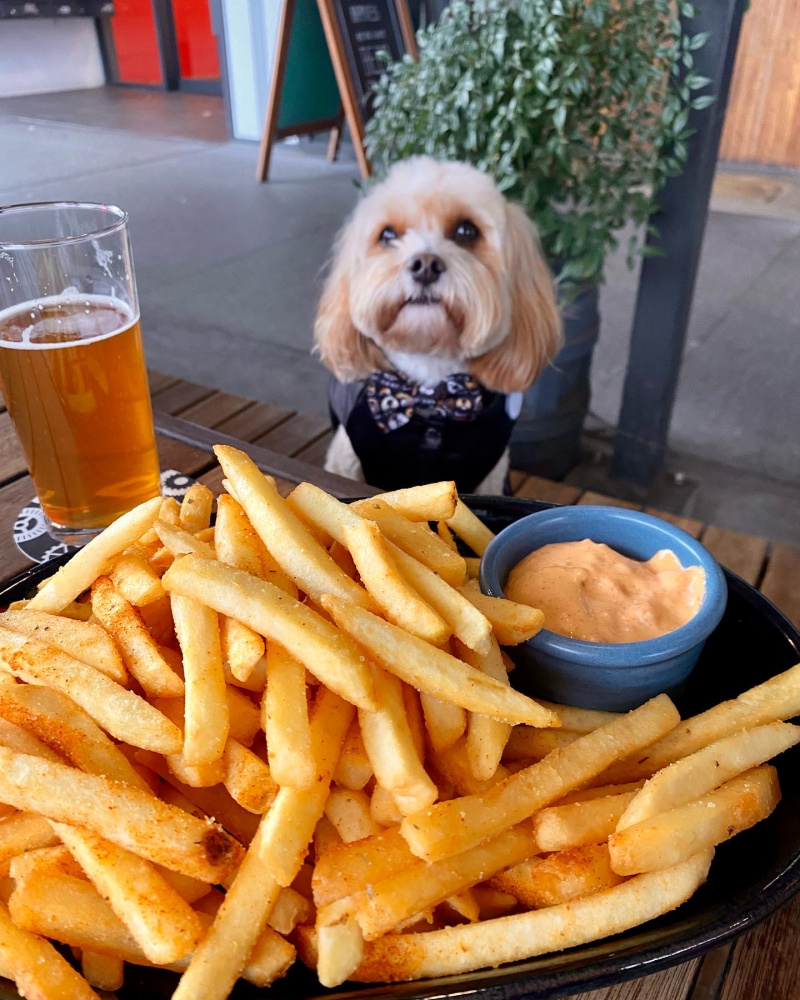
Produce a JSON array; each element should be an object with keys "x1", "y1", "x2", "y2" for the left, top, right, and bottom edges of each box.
[
  {"x1": 379, "y1": 226, "x2": 398, "y2": 245},
  {"x1": 452, "y1": 220, "x2": 480, "y2": 246}
]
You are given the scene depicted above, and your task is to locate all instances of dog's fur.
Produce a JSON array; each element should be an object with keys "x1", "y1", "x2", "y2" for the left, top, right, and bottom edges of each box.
[{"x1": 315, "y1": 157, "x2": 561, "y2": 492}]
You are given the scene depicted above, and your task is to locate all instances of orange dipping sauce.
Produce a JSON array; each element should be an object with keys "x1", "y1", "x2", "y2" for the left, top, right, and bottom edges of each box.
[{"x1": 505, "y1": 539, "x2": 706, "y2": 643}]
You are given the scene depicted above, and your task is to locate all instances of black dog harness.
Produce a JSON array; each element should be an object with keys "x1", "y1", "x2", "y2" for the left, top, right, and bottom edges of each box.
[{"x1": 329, "y1": 370, "x2": 520, "y2": 493}]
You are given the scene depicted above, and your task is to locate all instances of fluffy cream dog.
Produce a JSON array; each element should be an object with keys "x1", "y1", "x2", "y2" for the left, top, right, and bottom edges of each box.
[{"x1": 315, "y1": 157, "x2": 561, "y2": 494}]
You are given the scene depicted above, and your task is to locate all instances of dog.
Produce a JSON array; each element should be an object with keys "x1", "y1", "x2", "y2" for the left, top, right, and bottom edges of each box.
[{"x1": 314, "y1": 157, "x2": 561, "y2": 494}]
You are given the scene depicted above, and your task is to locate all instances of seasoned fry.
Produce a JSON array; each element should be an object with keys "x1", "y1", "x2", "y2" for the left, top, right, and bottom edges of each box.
[
  {"x1": 347, "y1": 851, "x2": 713, "y2": 982},
  {"x1": 420, "y1": 693, "x2": 466, "y2": 752},
  {"x1": 0, "y1": 813, "x2": 59, "y2": 876},
  {"x1": 458, "y1": 582, "x2": 545, "y2": 645},
  {"x1": 534, "y1": 790, "x2": 641, "y2": 851},
  {"x1": 222, "y1": 738, "x2": 277, "y2": 814},
  {"x1": 153, "y1": 698, "x2": 225, "y2": 788},
  {"x1": 171, "y1": 594, "x2": 229, "y2": 766},
  {"x1": 344, "y1": 520, "x2": 451, "y2": 644},
  {"x1": 220, "y1": 616, "x2": 265, "y2": 683},
  {"x1": 359, "y1": 667, "x2": 438, "y2": 816},
  {"x1": 353, "y1": 497, "x2": 466, "y2": 586},
  {"x1": 601, "y1": 662, "x2": 800, "y2": 784},
  {"x1": 534, "y1": 700, "x2": 621, "y2": 734},
  {"x1": 437, "y1": 520, "x2": 458, "y2": 550},
  {"x1": 263, "y1": 643, "x2": 315, "y2": 791},
  {"x1": 325, "y1": 787, "x2": 381, "y2": 843},
  {"x1": 461, "y1": 638, "x2": 512, "y2": 781},
  {"x1": 323, "y1": 596, "x2": 558, "y2": 727},
  {"x1": 504, "y1": 726, "x2": 581, "y2": 761},
  {"x1": 0, "y1": 716, "x2": 62, "y2": 764},
  {"x1": 0, "y1": 610, "x2": 127, "y2": 683},
  {"x1": 109, "y1": 552, "x2": 165, "y2": 606},
  {"x1": 427, "y1": 736, "x2": 510, "y2": 797},
  {"x1": 91, "y1": 576, "x2": 184, "y2": 698},
  {"x1": 162, "y1": 555, "x2": 376, "y2": 712},
  {"x1": 317, "y1": 913, "x2": 365, "y2": 988},
  {"x1": 179, "y1": 484, "x2": 214, "y2": 533},
  {"x1": 0, "y1": 899, "x2": 99, "y2": 1000},
  {"x1": 491, "y1": 844, "x2": 625, "y2": 908},
  {"x1": 154, "y1": 519, "x2": 216, "y2": 560},
  {"x1": 375, "y1": 482, "x2": 458, "y2": 522},
  {"x1": 370, "y1": 785, "x2": 404, "y2": 827},
  {"x1": 54, "y1": 822, "x2": 205, "y2": 964},
  {"x1": 215, "y1": 446, "x2": 375, "y2": 609},
  {"x1": 618, "y1": 722, "x2": 800, "y2": 831},
  {"x1": 446, "y1": 498, "x2": 495, "y2": 556},
  {"x1": 81, "y1": 951, "x2": 124, "y2": 991},
  {"x1": 214, "y1": 494, "x2": 263, "y2": 576},
  {"x1": 400, "y1": 695, "x2": 679, "y2": 862},
  {"x1": 171, "y1": 687, "x2": 352, "y2": 1000},
  {"x1": 0, "y1": 746, "x2": 242, "y2": 881},
  {"x1": 27, "y1": 495, "x2": 163, "y2": 613},
  {"x1": 225, "y1": 686, "x2": 261, "y2": 746},
  {"x1": 332, "y1": 719, "x2": 372, "y2": 791},
  {"x1": 0, "y1": 625, "x2": 182, "y2": 754},
  {"x1": 312, "y1": 827, "x2": 416, "y2": 909},
  {"x1": 609, "y1": 766, "x2": 780, "y2": 875},
  {"x1": 268, "y1": 886, "x2": 313, "y2": 935}
]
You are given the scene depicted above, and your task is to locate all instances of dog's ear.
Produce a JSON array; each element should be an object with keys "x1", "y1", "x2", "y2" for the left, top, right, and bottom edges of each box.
[
  {"x1": 469, "y1": 203, "x2": 562, "y2": 393},
  {"x1": 314, "y1": 237, "x2": 386, "y2": 382}
]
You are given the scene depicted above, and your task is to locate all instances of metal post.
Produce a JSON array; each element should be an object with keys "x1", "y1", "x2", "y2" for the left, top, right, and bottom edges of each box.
[{"x1": 610, "y1": 0, "x2": 748, "y2": 488}]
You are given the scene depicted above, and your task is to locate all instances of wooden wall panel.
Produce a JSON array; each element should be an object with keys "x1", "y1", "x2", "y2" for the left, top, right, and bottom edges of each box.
[{"x1": 720, "y1": 0, "x2": 800, "y2": 168}]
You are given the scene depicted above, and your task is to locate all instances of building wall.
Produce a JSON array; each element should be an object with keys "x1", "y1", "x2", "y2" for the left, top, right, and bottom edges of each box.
[{"x1": 0, "y1": 19, "x2": 104, "y2": 98}]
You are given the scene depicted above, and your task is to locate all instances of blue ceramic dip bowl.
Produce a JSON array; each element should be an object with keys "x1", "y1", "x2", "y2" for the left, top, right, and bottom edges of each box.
[{"x1": 479, "y1": 506, "x2": 728, "y2": 711}]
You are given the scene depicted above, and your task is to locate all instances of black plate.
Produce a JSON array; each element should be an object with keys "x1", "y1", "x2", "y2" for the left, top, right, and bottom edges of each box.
[{"x1": 1, "y1": 494, "x2": 799, "y2": 1000}]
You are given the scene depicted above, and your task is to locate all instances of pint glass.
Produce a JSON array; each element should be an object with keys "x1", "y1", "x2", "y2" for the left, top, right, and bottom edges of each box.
[{"x1": 0, "y1": 202, "x2": 161, "y2": 543}]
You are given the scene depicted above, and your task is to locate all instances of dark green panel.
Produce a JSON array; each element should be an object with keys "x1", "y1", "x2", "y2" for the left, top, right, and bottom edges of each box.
[{"x1": 277, "y1": 0, "x2": 340, "y2": 130}]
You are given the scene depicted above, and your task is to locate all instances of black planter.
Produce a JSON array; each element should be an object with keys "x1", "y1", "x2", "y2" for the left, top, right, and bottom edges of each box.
[{"x1": 510, "y1": 278, "x2": 600, "y2": 480}]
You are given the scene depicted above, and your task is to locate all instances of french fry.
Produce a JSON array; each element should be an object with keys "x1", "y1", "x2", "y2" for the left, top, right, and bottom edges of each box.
[
  {"x1": 91, "y1": 576, "x2": 184, "y2": 699},
  {"x1": 171, "y1": 594, "x2": 229, "y2": 767},
  {"x1": 503, "y1": 726, "x2": 581, "y2": 761},
  {"x1": 446, "y1": 498, "x2": 495, "y2": 556},
  {"x1": 0, "y1": 812, "x2": 59, "y2": 876},
  {"x1": 437, "y1": 520, "x2": 458, "y2": 551},
  {"x1": 27, "y1": 495, "x2": 163, "y2": 613},
  {"x1": 0, "y1": 899, "x2": 99, "y2": 1000},
  {"x1": 553, "y1": 781, "x2": 645, "y2": 806},
  {"x1": 317, "y1": 913, "x2": 365, "y2": 988},
  {"x1": 420, "y1": 693, "x2": 466, "y2": 752},
  {"x1": 10, "y1": 844, "x2": 85, "y2": 883},
  {"x1": 0, "y1": 609, "x2": 127, "y2": 683},
  {"x1": 312, "y1": 827, "x2": 415, "y2": 909},
  {"x1": 427, "y1": 736, "x2": 510, "y2": 796},
  {"x1": 314, "y1": 815, "x2": 343, "y2": 858},
  {"x1": 491, "y1": 843, "x2": 625, "y2": 908},
  {"x1": 400, "y1": 694, "x2": 679, "y2": 862},
  {"x1": 81, "y1": 951, "x2": 124, "y2": 991},
  {"x1": 222, "y1": 738, "x2": 277, "y2": 814},
  {"x1": 359, "y1": 667, "x2": 438, "y2": 817},
  {"x1": 347, "y1": 850, "x2": 713, "y2": 982},
  {"x1": 332, "y1": 719, "x2": 372, "y2": 791},
  {"x1": 534, "y1": 789, "x2": 641, "y2": 851},
  {"x1": 179, "y1": 484, "x2": 214, "y2": 533},
  {"x1": 171, "y1": 687, "x2": 352, "y2": 1000},
  {"x1": 601, "y1": 662, "x2": 800, "y2": 784},
  {"x1": 609, "y1": 766, "x2": 781, "y2": 875},
  {"x1": 162, "y1": 555, "x2": 376, "y2": 712},
  {"x1": 535, "y1": 700, "x2": 621, "y2": 734},
  {"x1": 267, "y1": 886, "x2": 313, "y2": 935},
  {"x1": 109, "y1": 552, "x2": 165, "y2": 606},
  {"x1": 0, "y1": 746, "x2": 242, "y2": 882},
  {"x1": 618, "y1": 721, "x2": 800, "y2": 832},
  {"x1": 215, "y1": 446, "x2": 375, "y2": 609},
  {"x1": 138, "y1": 594, "x2": 175, "y2": 645},
  {"x1": 152, "y1": 698, "x2": 225, "y2": 788},
  {"x1": 214, "y1": 494, "x2": 263, "y2": 576},
  {"x1": 352, "y1": 497, "x2": 466, "y2": 586},
  {"x1": 220, "y1": 615, "x2": 265, "y2": 683},
  {"x1": 461, "y1": 638, "x2": 512, "y2": 781},
  {"x1": 376, "y1": 482, "x2": 458, "y2": 522},
  {"x1": 325, "y1": 823, "x2": 538, "y2": 942},
  {"x1": 0, "y1": 625, "x2": 182, "y2": 755},
  {"x1": 458, "y1": 582, "x2": 545, "y2": 644},
  {"x1": 0, "y1": 681, "x2": 150, "y2": 791},
  {"x1": 344, "y1": 520, "x2": 451, "y2": 645},
  {"x1": 9, "y1": 870, "x2": 294, "y2": 986},
  {"x1": 325, "y1": 787, "x2": 381, "y2": 843},
  {"x1": 464, "y1": 557, "x2": 481, "y2": 579},
  {"x1": 370, "y1": 785, "x2": 404, "y2": 827},
  {"x1": 153, "y1": 519, "x2": 216, "y2": 560},
  {"x1": 225, "y1": 686, "x2": 261, "y2": 746},
  {"x1": 323, "y1": 596, "x2": 557, "y2": 727},
  {"x1": 0, "y1": 716, "x2": 62, "y2": 764},
  {"x1": 263, "y1": 643, "x2": 315, "y2": 790},
  {"x1": 54, "y1": 822, "x2": 205, "y2": 964},
  {"x1": 139, "y1": 496, "x2": 181, "y2": 545}
]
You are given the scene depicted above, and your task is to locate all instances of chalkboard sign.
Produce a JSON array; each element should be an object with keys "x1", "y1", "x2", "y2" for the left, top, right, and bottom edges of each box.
[{"x1": 332, "y1": 0, "x2": 407, "y2": 118}]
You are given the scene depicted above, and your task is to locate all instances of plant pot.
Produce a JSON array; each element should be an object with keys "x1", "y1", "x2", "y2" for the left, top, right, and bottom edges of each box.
[{"x1": 509, "y1": 278, "x2": 600, "y2": 480}]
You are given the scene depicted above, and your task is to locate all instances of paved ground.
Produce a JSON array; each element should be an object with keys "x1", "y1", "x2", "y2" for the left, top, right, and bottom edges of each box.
[{"x1": 1, "y1": 87, "x2": 798, "y2": 542}]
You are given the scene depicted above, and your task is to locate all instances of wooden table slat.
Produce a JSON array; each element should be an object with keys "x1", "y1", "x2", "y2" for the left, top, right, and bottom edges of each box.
[
  {"x1": 573, "y1": 958, "x2": 701, "y2": 1000},
  {"x1": 156, "y1": 435, "x2": 216, "y2": 479},
  {"x1": 644, "y1": 508, "x2": 704, "y2": 539},
  {"x1": 720, "y1": 891, "x2": 800, "y2": 1000},
  {"x1": 294, "y1": 430, "x2": 335, "y2": 468},
  {"x1": 578, "y1": 491, "x2": 643, "y2": 510},
  {"x1": 701, "y1": 525, "x2": 769, "y2": 587},
  {"x1": 215, "y1": 400, "x2": 295, "y2": 444},
  {"x1": 508, "y1": 469, "x2": 528, "y2": 493},
  {"x1": 760, "y1": 542, "x2": 800, "y2": 627},
  {"x1": 0, "y1": 412, "x2": 27, "y2": 485},
  {"x1": 0, "y1": 475, "x2": 46, "y2": 580},
  {"x1": 514, "y1": 474, "x2": 583, "y2": 505},
  {"x1": 178, "y1": 392, "x2": 254, "y2": 430},
  {"x1": 151, "y1": 379, "x2": 217, "y2": 416},
  {"x1": 147, "y1": 370, "x2": 180, "y2": 397},
  {"x1": 254, "y1": 412, "x2": 332, "y2": 457}
]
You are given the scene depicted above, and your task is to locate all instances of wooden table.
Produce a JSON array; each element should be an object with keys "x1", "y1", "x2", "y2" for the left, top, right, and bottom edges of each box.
[{"x1": 0, "y1": 369, "x2": 798, "y2": 1000}]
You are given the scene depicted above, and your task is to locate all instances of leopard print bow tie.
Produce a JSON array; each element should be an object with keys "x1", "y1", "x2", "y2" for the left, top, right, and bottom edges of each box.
[{"x1": 365, "y1": 370, "x2": 485, "y2": 433}]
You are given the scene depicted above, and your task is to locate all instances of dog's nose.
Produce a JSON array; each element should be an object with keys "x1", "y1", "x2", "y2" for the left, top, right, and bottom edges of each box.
[{"x1": 408, "y1": 253, "x2": 446, "y2": 286}]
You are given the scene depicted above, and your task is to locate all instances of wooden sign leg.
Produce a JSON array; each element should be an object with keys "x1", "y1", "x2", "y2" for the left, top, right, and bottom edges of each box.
[
  {"x1": 256, "y1": 0, "x2": 296, "y2": 182},
  {"x1": 327, "y1": 105, "x2": 345, "y2": 162}
]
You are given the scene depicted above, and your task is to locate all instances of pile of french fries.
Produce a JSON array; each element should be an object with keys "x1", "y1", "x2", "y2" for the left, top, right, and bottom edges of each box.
[{"x1": 0, "y1": 444, "x2": 796, "y2": 998}]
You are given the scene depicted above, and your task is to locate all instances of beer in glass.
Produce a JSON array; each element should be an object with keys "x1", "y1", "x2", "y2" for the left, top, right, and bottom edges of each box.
[{"x1": 0, "y1": 203, "x2": 161, "y2": 542}]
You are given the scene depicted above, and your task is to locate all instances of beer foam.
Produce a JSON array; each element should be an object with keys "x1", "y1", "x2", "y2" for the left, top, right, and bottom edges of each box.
[{"x1": 0, "y1": 293, "x2": 137, "y2": 350}]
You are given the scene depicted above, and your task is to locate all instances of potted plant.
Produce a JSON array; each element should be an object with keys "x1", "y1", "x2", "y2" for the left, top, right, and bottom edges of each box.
[{"x1": 365, "y1": 0, "x2": 713, "y2": 478}]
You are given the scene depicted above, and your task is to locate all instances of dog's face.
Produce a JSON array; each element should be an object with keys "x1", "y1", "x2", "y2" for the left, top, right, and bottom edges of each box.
[{"x1": 315, "y1": 157, "x2": 561, "y2": 393}]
